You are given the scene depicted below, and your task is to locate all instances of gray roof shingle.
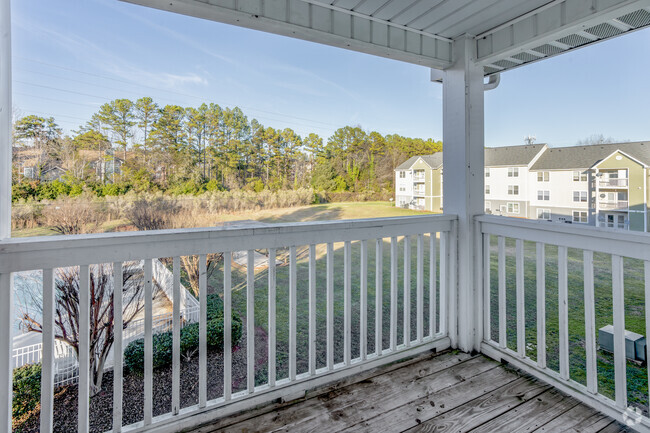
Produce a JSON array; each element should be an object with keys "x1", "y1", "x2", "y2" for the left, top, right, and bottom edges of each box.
[
  {"x1": 530, "y1": 141, "x2": 650, "y2": 170},
  {"x1": 396, "y1": 153, "x2": 443, "y2": 170},
  {"x1": 484, "y1": 144, "x2": 547, "y2": 167}
]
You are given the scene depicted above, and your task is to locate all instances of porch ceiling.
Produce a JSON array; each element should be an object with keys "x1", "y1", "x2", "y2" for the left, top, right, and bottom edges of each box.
[{"x1": 122, "y1": 0, "x2": 650, "y2": 75}]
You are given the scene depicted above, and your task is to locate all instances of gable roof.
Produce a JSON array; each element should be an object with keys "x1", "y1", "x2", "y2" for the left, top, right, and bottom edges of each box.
[
  {"x1": 485, "y1": 144, "x2": 547, "y2": 167},
  {"x1": 530, "y1": 141, "x2": 650, "y2": 170},
  {"x1": 591, "y1": 149, "x2": 648, "y2": 169},
  {"x1": 396, "y1": 153, "x2": 443, "y2": 170}
]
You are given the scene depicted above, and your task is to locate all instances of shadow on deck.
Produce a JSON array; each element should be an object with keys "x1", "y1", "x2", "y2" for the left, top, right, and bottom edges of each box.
[{"x1": 187, "y1": 351, "x2": 628, "y2": 433}]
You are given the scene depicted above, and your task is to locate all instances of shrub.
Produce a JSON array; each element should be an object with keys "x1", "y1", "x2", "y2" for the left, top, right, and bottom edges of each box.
[
  {"x1": 124, "y1": 331, "x2": 173, "y2": 373},
  {"x1": 124, "y1": 314, "x2": 242, "y2": 373},
  {"x1": 42, "y1": 197, "x2": 99, "y2": 234},
  {"x1": 12, "y1": 363, "x2": 42, "y2": 421},
  {"x1": 125, "y1": 196, "x2": 179, "y2": 230},
  {"x1": 206, "y1": 293, "x2": 224, "y2": 321}
]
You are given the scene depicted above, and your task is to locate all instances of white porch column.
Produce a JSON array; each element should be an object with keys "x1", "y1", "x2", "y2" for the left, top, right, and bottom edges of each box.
[
  {"x1": 0, "y1": 2, "x2": 11, "y2": 432},
  {"x1": 0, "y1": 0, "x2": 10, "y2": 241},
  {"x1": 441, "y1": 35, "x2": 484, "y2": 352}
]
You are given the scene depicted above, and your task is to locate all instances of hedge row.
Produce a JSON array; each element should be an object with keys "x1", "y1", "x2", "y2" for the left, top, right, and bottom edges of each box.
[{"x1": 124, "y1": 294, "x2": 242, "y2": 373}]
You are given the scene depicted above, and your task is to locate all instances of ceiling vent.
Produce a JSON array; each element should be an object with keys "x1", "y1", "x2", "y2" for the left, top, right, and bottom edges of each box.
[
  {"x1": 492, "y1": 59, "x2": 519, "y2": 68},
  {"x1": 531, "y1": 43, "x2": 564, "y2": 55},
  {"x1": 556, "y1": 34, "x2": 591, "y2": 47},
  {"x1": 618, "y1": 9, "x2": 650, "y2": 28},
  {"x1": 584, "y1": 22, "x2": 623, "y2": 39},
  {"x1": 512, "y1": 52, "x2": 539, "y2": 62}
]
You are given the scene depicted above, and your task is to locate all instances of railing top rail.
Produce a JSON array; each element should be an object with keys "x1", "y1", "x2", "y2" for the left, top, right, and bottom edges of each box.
[
  {"x1": 476, "y1": 214, "x2": 650, "y2": 261},
  {"x1": 0, "y1": 214, "x2": 457, "y2": 273}
]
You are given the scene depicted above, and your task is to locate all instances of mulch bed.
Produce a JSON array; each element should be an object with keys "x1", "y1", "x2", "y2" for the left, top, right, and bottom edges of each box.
[{"x1": 15, "y1": 325, "x2": 269, "y2": 433}]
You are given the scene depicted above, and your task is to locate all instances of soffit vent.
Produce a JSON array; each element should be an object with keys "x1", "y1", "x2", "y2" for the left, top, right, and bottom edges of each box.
[
  {"x1": 556, "y1": 33, "x2": 591, "y2": 47},
  {"x1": 618, "y1": 9, "x2": 650, "y2": 28},
  {"x1": 584, "y1": 22, "x2": 623, "y2": 39},
  {"x1": 492, "y1": 59, "x2": 519, "y2": 68},
  {"x1": 512, "y1": 52, "x2": 539, "y2": 62},
  {"x1": 484, "y1": 66, "x2": 500, "y2": 74},
  {"x1": 531, "y1": 43, "x2": 564, "y2": 55}
]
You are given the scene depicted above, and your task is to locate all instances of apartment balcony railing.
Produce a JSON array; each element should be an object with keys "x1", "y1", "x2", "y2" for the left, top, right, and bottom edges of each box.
[
  {"x1": 599, "y1": 200, "x2": 629, "y2": 210},
  {"x1": 477, "y1": 215, "x2": 650, "y2": 431},
  {"x1": 414, "y1": 189, "x2": 425, "y2": 196},
  {"x1": 0, "y1": 215, "x2": 456, "y2": 433},
  {"x1": 5, "y1": 213, "x2": 650, "y2": 431},
  {"x1": 599, "y1": 178, "x2": 628, "y2": 188},
  {"x1": 413, "y1": 175, "x2": 425, "y2": 182}
]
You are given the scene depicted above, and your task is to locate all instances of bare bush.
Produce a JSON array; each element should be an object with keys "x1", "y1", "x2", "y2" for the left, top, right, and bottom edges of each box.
[
  {"x1": 42, "y1": 198, "x2": 98, "y2": 235},
  {"x1": 126, "y1": 196, "x2": 180, "y2": 230},
  {"x1": 11, "y1": 201, "x2": 43, "y2": 229},
  {"x1": 21, "y1": 263, "x2": 144, "y2": 395}
]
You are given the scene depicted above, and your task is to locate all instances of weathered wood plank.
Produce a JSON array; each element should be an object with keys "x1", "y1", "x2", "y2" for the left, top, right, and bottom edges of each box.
[
  {"x1": 344, "y1": 367, "x2": 532, "y2": 433},
  {"x1": 403, "y1": 376, "x2": 550, "y2": 433},
  {"x1": 247, "y1": 356, "x2": 497, "y2": 433},
  {"x1": 469, "y1": 388, "x2": 579, "y2": 432},
  {"x1": 532, "y1": 402, "x2": 612, "y2": 432},
  {"x1": 207, "y1": 352, "x2": 475, "y2": 433}
]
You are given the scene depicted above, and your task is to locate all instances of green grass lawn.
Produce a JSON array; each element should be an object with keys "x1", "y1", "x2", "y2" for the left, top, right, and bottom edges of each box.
[
  {"x1": 487, "y1": 236, "x2": 648, "y2": 412},
  {"x1": 202, "y1": 236, "x2": 441, "y2": 390}
]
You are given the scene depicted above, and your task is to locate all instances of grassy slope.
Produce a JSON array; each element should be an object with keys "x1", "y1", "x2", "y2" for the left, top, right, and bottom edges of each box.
[{"x1": 488, "y1": 237, "x2": 648, "y2": 411}]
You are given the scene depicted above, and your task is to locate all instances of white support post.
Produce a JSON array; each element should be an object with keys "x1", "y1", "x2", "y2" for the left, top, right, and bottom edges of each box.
[
  {"x1": 0, "y1": 0, "x2": 11, "y2": 240},
  {"x1": 441, "y1": 35, "x2": 485, "y2": 352}
]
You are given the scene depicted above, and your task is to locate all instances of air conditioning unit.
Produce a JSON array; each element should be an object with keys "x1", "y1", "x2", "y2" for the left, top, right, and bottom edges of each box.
[{"x1": 598, "y1": 325, "x2": 645, "y2": 362}]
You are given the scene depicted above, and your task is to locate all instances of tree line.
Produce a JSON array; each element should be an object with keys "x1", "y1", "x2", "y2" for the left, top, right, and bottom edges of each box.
[{"x1": 12, "y1": 97, "x2": 442, "y2": 200}]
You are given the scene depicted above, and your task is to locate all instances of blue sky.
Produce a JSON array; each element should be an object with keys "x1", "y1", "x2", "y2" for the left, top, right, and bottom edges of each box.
[{"x1": 11, "y1": 0, "x2": 650, "y2": 148}]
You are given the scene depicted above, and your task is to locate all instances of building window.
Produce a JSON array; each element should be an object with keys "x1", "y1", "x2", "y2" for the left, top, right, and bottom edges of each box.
[
  {"x1": 537, "y1": 209, "x2": 551, "y2": 220},
  {"x1": 508, "y1": 185, "x2": 519, "y2": 195},
  {"x1": 507, "y1": 202, "x2": 520, "y2": 214},
  {"x1": 572, "y1": 211, "x2": 588, "y2": 223},
  {"x1": 508, "y1": 167, "x2": 519, "y2": 177},
  {"x1": 399, "y1": 187, "x2": 406, "y2": 192},
  {"x1": 485, "y1": 185, "x2": 490, "y2": 194},
  {"x1": 485, "y1": 201, "x2": 491, "y2": 212},
  {"x1": 573, "y1": 191, "x2": 588, "y2": 202},
  {"x1": 537, "y1": 190, "x2": 550, "y2": 201},
  {"x1": 537, "y1": 171, "x2": 549, "y2": 182},
  {"x1": 399, "y1": 171, "x2": 406, "y2": 178},
  {"x1": 573, "y1": 171, "x2": 587, "y2": 181},
  {"x1": 485, "y1": 168, "x2": 490, "y2": 178}
]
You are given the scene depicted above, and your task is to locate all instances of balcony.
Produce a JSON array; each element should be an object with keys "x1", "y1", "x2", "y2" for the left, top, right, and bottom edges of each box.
[
  {"x1": 599, "y1": 178, "x2": 629, "y2": 188},
  {"x1": 413, "y1": 176, "x2": 425, "y2": 183},
  {"x1": 414, "y1": 188, "x2": 425, "y2": 196},
  {"x1": 599, "y1": 200, "x2": 629, "y2": 210},
  {"x1": 4, "y1": 214, "x2": 650, "y2": 432}
]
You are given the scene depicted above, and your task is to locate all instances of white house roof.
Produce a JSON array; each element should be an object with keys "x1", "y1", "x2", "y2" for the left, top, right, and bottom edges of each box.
[{"x1": 123, "y1": 0, "x2": 650, "y2": 74}]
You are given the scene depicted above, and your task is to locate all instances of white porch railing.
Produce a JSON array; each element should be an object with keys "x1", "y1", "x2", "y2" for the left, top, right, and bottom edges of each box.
[
  {"x1": 0, "y1": 214, "x2": 455, "y2": 432},
  {"x1": 477, "y1": 215, "x2": 650, "y2": 432},
  {"x1": 599, "y1": 200, "x2": 629, "y2": 210},
  {"x1": 599, "y1": 178, "x2": 628, "y2": 188}
]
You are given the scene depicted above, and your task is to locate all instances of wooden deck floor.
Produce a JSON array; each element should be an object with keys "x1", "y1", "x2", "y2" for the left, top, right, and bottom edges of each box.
[{"x1": 190, "y1": 351, "x2": 629, "y2": 433}]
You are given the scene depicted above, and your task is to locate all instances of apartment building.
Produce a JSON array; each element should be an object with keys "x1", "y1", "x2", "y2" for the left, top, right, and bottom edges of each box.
[
  {"x1": 395, "y1": 153, "x2": 443, "y2": 211},
  {"x1": 395, "y1": 141, "x2": 650, "y2": 231}
]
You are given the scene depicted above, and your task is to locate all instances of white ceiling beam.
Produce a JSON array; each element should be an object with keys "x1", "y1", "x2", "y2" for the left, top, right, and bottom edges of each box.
[
  {"x1": 476, "y1": 0, "x2": 650, "y2": 66},
  {"x1": 121, "y1": 0, "x2": 453, "y2": 68}
]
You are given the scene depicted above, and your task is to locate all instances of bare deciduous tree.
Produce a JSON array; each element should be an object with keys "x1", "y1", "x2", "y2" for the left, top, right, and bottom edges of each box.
[
  {"x1": 21, "y1": 263, "x2": 146, "y2": 395},
  {"x1": 180, "y1": 253, "x2": 222, "y2": 297}
]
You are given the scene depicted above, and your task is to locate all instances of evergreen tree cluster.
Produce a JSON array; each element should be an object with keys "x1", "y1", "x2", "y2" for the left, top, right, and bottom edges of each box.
[{"x1": 12, "y1": 97, "x2": 442, "y2": 200}]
